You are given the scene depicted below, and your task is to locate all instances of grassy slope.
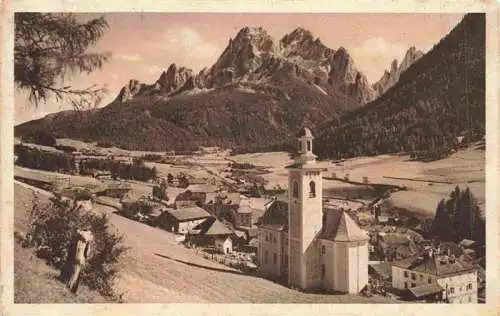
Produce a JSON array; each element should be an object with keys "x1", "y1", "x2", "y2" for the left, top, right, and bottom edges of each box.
[
  {"x1": 13, "y1": 182, "x2": 108, "y2": 303},
  {"x1": 14, "y1": 182, "x2": 394, "y2": 303}
]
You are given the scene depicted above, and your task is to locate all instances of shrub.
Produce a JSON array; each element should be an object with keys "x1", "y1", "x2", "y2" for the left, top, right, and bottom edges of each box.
[{"x1": 24, "y1": 194, "x2": 128, "y2": 299}]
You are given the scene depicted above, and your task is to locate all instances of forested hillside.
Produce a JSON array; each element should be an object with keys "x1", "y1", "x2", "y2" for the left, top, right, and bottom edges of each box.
[{"x1": 316, "y1": 13, "x2": 485, "y2": 159}]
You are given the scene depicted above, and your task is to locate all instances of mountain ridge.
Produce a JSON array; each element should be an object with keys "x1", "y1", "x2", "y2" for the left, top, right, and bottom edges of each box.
[{"x1": 16, "y1": 24, "x2": 430, "y2": 154}]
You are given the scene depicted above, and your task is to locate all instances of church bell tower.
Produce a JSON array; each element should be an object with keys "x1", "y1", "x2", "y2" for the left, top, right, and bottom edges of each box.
[{"x1": 286, "y1": 127, "x2": 327, "y2": 290}]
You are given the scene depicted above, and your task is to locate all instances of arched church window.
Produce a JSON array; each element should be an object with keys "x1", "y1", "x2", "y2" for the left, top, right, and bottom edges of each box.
[
  {"x1": 307, "y1": 140, "x2": 311, "y2": 151},
  {"x1": 292, "y1": 181, "x2": 299, "y2": 198},
  {"x1": 309, "y1": 181, "x2": 316, "y2": 198}
]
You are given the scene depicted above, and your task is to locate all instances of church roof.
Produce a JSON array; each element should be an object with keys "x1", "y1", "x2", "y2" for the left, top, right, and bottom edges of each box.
[
  {"x1": 320, "y1": 209, "x2": 369, "y2": 242},
  {"x1": 297, "y1": 127, "x2": 313, "y2": 138},
  {"x1": 258, "y1": 199, "x2": 367, "y2": 241}
]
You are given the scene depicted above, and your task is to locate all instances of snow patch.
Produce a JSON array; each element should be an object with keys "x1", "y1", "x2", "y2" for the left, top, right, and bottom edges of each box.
[
  {"x1": 313, "y1": 84, "x2": 328, "y2": 96},
  {"x1": 183, "y1": 87, "x2": 214, "y2": 95}
]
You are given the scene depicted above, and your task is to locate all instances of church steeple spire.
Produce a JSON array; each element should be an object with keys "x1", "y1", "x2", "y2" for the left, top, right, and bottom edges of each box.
[{"x1": 295, "y1": 127, "x2": 317, "y2": 165}]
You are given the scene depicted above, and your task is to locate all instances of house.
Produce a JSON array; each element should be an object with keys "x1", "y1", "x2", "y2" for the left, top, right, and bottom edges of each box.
[
  {"x1": 215, "y1": 236, "x2": 233, "y2": 254},
  {"x1": 391, "y1": 247, "x2": 478, "y2": 303},
  {"x1": 186, "y1": 217, "x2": 234, "y2": 248},
  {"x1": 175, "y1": 184, "x2": 219, "y2": 206},
  {"x1": 203, "y1": 192, "x2": 252, "y2": 228},
  {"x1": 97, "y1": 182, "x2": 132, "y2": 199},
  {"x1": 376, "y1": 232, "x2": 419, "y2": 261},
  {"x1": 257, "y1": 128, "x2": 369, "y2": 294},
  {"x1": 459, "y1": 239, "x2": 476, "y2": 250},
  {"x1": 154, "y1": 206, "x2": 212, "y2": 234}
]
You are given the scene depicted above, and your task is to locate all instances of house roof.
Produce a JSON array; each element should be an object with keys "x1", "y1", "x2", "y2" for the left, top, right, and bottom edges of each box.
[
  {"x1": 238, "y1": 205, "x2": 252, "y2": 213},
  {"x1": 185, "y1": 184, "x2": 218, "y2": 193},
  {"x1": 257, "y1": 199, "x2": 288, "y2": 231},
  {"x1": 380, "y1": 233, "x2": 410, "y2": 246},
  {"x1": 105, "y1": 182, "x2": 132, "y2": 191},
  {"x1": 190, "y1": 217, "x2": 233, "y2": 236},
  {"x1": 165, "y1": 206, "x2": 212, "y2": 222},
  {"x1": 369, "y1": 262, "x2": 392, "y2": 280},
  {"x1": 408, "y1": 283, "x2": 444, "y2": 298},
  {"x1": 320, "y1": 208, "x2": 369, "y2": 242},
  {"x1": 392, "y1": 253, "x2": 477, "y2": 277},
  {"x1": 459, "y1": 239, "x2": 476, "y2": 248}
]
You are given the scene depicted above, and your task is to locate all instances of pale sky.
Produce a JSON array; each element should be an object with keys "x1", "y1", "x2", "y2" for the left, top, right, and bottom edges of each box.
[{"x1": 15, "y1": 13, "x2": 464, "y2": 124}]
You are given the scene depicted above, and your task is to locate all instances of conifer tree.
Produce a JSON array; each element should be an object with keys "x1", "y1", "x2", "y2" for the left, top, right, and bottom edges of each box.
[{"x1": 15, "y1": 13, "x2": 110, "y2": 109}]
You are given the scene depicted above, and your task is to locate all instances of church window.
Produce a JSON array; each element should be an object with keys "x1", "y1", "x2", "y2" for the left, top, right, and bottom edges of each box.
[
  {"x1": 264, "y1": 251, "x2": 268, "y2": 264},
  {"x1": 309, "y1": 181, "x2": 316, "y2": 198},
  {"x1": 321, "y1": 245, "x2": 326, "y2": 255},
  {"x1": 404, "y1": 282, "x2": 408, "y2": 289},
  {"x1": 450, "y1": 287, "x2": 455, "y2": 294},
  {"x1": 404, "y1": 271, "x2": 409, "y2": 278},
  {"x1": 298, "y1": 141, "x2": 302, "y2": 151},
  {"x1": 292, "y1": 181, "x2": 299, "y2": 198},
  {"x1": 273, "y1": 253, "x2": 277, "y2": 265},
  {"x1": 307, "y1": 140, "x2": 311, "y2": 151},
  {"x1": 321, "y1": 264, "x2": 325, "y2": 279},
  {"x1": 273, "y1": 235, "x2": 277, "y2": 243},
  {"x1": 411, "y1": 273, "x2": 416, "y2": 280},
  {"x1": 265, "y1": 233, "x2": 268, "y2": 242}
]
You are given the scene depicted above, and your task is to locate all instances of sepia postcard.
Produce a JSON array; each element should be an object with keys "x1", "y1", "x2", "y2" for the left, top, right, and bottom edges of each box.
[{"x1": 1, "y1": 1, "x2": 499, "y2": 316}]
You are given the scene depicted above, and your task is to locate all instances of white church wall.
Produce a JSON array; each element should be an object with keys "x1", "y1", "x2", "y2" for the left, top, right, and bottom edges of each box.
[
  {"x1": 347, "y1": 241, "x2": 369, "y2": 294},
  {"x1": 322, "y1": 240, "x2": 335, "y2": 290},
  {"x1": 334, "y1": 242, "x2": 349, "y2": 292}
]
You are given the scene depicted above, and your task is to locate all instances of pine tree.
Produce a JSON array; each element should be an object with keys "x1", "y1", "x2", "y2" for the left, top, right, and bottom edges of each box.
[
  {"x1": 15, "y1": 13, "x2": 110, "y2": 109},
  {"x1": 431, "y1": 199, "x2": 454, "y2": 240}
]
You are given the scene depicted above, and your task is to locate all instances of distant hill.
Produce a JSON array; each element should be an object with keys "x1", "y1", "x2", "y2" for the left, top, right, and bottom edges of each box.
[{"x1": 316, "y1": 13, "x2": 485, "y2": 159}]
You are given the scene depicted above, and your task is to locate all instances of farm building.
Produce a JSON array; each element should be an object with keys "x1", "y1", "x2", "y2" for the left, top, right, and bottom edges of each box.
[
  {"x1": 203, "y1": 192, "x2": 253, "y2": 228},
  {"x1": 215, "y1": 236, "x2": 233, "y2": 254},
  {"x1": 96, "y1": 182, "x2": 132, "y2": 199},
  {"x1": 186, "y1": 217, "x2": 234, "y2": 248},
  {"x1": 154, "y1": 206, "x2": 212, "y2": 234},
  {"x1": 375, "y1": 232, "x2": 420, "y2": 261}
]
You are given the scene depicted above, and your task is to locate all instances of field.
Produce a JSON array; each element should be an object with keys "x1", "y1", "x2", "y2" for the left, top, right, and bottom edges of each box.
[
  {"x1": 231, "y1": 146, "x2": 485, "y2": 219},
  {"x1": 14, "y1": 182, "x2": 395, "y2": 303}
]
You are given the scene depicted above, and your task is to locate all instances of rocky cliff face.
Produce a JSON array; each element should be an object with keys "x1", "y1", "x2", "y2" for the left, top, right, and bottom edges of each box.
[
  {"x1": 155, "y1": 64, "x2": 193, "y2": 94},
  {"x1": 372, "y1": 46, "x2": 424, "y2": 95},
  {"x1": 115, "y1": 26, "x2": 380, "y2": 105}
]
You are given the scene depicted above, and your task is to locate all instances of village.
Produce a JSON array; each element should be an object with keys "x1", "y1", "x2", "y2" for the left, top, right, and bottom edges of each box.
[{"x1": 13, "y1": 130, "x2": 486, "y2": 304}]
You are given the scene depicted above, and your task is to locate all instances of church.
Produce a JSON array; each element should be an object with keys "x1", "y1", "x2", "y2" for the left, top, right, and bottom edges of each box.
[{"x1": 257, "y1": 128, "x2": 369, "y2": 294}]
